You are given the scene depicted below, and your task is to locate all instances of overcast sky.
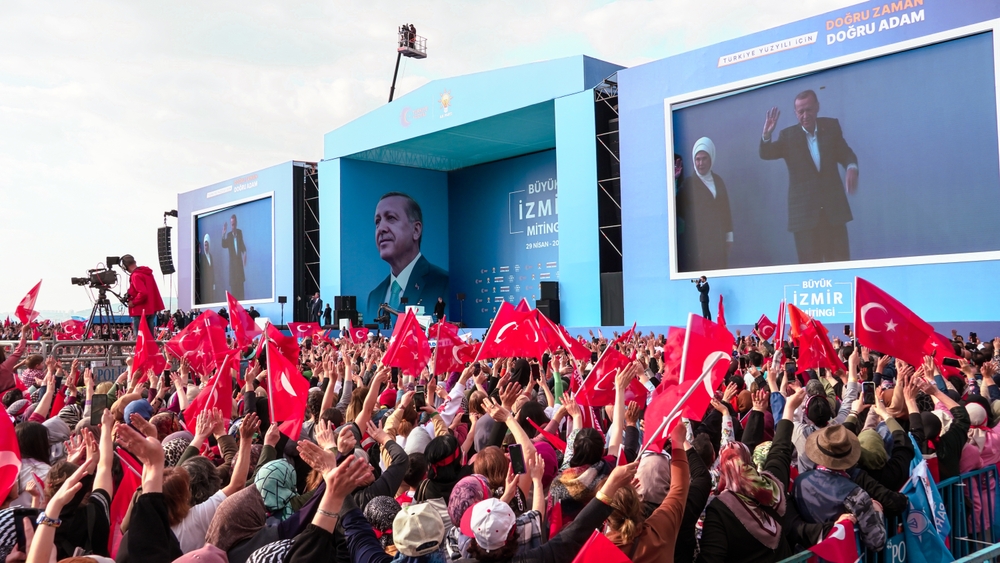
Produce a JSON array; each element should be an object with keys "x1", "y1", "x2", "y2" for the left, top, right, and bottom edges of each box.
[{"x1": 0, "y1": 0, "x2": 860, "y2": 319}]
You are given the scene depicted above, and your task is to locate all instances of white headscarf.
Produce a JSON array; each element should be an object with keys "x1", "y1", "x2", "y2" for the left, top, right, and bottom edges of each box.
[
  {"x1": 202, "y1": 233, "x2": 212, "y2": 266},
  {"x1": 692, "y1": 137, "x2": 716, "y2": 182},
  {"x1": 967, "y1": 403, "x2": 988, "y2": 451}
]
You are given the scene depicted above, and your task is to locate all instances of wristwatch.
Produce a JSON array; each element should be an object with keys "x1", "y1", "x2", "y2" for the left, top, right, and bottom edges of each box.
[{"x1": 36, "y1": 513, "x2": 61, "y2": 528}]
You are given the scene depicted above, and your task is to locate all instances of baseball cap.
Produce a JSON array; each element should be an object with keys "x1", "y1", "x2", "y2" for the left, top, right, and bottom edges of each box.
[
  {"x1": 459, "y1": 498, "x2": 516, "y2": 553},
  {"x1": 392, "y1": 502, "x2": 445, "y2": 557}
]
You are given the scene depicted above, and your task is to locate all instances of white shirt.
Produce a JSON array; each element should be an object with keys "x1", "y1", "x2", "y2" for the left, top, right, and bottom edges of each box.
[
  {"x1": 803, "y1": 126, "x2": 821, "y2": 170},
  {"x1": 172, "y1": 490, "x2": 227, "y2": 553},
  {"x1": 384, "y1": 252, "x2": 422, "y2": 304}
]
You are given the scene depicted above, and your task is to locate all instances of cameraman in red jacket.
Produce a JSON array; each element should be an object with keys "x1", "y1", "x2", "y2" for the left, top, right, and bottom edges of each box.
[{"x1": 122, "y1": 254, "x2": 165, "y2": 335}]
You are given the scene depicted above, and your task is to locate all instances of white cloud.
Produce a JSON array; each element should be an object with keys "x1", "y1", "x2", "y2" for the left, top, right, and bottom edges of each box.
[{"x1": 0, "y1": 0, "x2": 860, "y2": 316}]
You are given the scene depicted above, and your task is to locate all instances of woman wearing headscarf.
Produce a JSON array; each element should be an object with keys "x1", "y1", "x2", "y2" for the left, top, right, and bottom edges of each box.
[
  {"x1": 959, "y1": 402, "x2": 1000, "y2": 532},
  {"x1": 199, "y1": 233, "x2": 216, "y2": 303},
  {"x1": 606, "y1": 423, "x2": 689, "y2": 563},
  {"x1": 255, "y1": 459, "x2": 297, "y2": 522},
  {"x1": 13, "y1": 421, "x2": 51, "y2": 508},
  {"x1": 676, "y1": 137, "x2": 734, "y2": 272},
  {"x1": 204, "y1": 485, "x2": 267, "y2": 561},
  {"x1": 698, "y1": 389, "x2": 833, "y2": 563}
]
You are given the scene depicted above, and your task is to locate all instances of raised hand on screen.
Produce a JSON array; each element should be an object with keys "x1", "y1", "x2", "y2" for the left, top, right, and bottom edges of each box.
[{"x1": 763, "y1": 106, "x2": 781, "y2": 138}]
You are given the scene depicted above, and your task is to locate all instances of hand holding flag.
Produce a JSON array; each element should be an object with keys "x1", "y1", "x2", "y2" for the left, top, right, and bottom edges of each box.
[{"x1": 15, "y1": 281, "x2": 41, "y2": 324}]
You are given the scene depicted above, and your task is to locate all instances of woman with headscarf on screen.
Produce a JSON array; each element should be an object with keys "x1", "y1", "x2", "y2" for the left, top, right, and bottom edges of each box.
[
  {"x1": 676, "y1": 137, "x2": 734, "y2": 272},
  {"x1": 199, "y1": 233, "x2": 216, "y2": 303}
]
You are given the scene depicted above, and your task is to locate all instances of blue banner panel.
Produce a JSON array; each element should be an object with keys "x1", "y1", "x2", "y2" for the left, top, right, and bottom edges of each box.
[{"x1": 448, "y1": 150, "x2": 558, "y2": 327}]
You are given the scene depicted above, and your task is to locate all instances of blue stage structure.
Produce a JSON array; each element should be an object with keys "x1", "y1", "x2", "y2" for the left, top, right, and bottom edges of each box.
[{"x1": 176, "y1": 2, "x2": 1000, "y2": 332}]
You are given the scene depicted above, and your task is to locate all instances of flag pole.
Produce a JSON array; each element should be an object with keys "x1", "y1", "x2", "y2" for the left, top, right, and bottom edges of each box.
[{"x1": 638, "y1": 353, "x2": 729, "y2": 455}]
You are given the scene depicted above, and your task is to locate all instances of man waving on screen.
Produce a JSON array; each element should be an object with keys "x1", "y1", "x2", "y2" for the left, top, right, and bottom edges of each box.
[
  {"x1": 760, "y1": 89, "x2": 858, "y2": 265},
  {"x1": 365, "y1": 192, "x2": 448, "y2": 324}
]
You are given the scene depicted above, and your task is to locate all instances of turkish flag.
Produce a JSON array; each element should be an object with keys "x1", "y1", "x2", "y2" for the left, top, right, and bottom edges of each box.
[
  {"x1": 755, "y1": 314, "x2": 776, "y2": 341},
  {"x1": 184, "y1": 350, "x2": 237, "y2": 429},
  {"x1": 797, "y1": 319, "x2": 846, "y2": 374},
  {"x1": 786, "y1": 303, "x2": 817, "y2": 342},
  {"x1": 382, "y1": 310, "x2": 431, "y2": 376},
  {"x1": 287, "y1": 322, "x2": 322, "y2": 339},
  {"x1": 661, "y1": 327, "x2": 685, "y2": 385},
  {"x1": 347, "y1": 321, "x2": 370, "y2": 345},
  {"x1": 576, "y1": 346, "x2": 646, "y2": 407},
  {"x1": 643, "y1": 379, "x2": 700, "y2": 452},
  {"x1": 571, "y1": 529, "x2": 632, "y2": 563},
  {"x1": 514, "y1": 298, "x2": 532, "y2": 313},
  {"x1": 456, "y1": 342, "x2": 480, "y2": 364},
  {"x1": 15, "y1": 280, "x2": 41, "y2": 324},
  {"x1": 923, "y1": 331, "x2": 962, "y2": 376},
  {"x1": 717, "y1": 295, "x2": 727, "y2": 328},
  {"x1": 432, "y1": 325, "x2": 467, "y2": 375},
  {"x1": 679, "y1": 314, "x2": 734, "y2": 391},
  {"x1": 855, "y1": 277, "x2": 933, "y2": 368},
  {"x1": 132, "y1": 319, "x2": 167, "y2": 381},
  {"x1": 109, "y1": 450, "x2": 141, "y2": 557},
  {"x1": 60, "y1": 320, "x2": 86, "y2": 340},
  {"x1": 535, "y1": 312, "x2": 590, "y2": 361},
  {"x1": 165, "y1": 311, "x2": 229, "y2": 375},
  {"x1": 808, "y1": 520, "x2": 859, "y2": 563},
  {"x1": 265, "y1": 339, "x2": 309, "y2": 430},
  {"x1": 0, "y1": 410, "x2": 21, "y2": 504},
  {"x1": 227, "y1": 292, "x2": 262, "y2": 350},
  {"x1": 263, "y1": 323, "x2": 300, "y2": 365},
  {"x1": 475, "y1": 301, "x2": 543, "y2": 361},
  {"x1": 612, "y1": 322, "x2": 637, "y2": 347}
]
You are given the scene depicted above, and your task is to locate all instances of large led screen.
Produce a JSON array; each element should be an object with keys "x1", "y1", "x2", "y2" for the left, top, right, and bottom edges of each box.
[
  {"x1": 194, "y1": 195, "x2": 274, "y2": 306},
  {"x1": 668, "y1": 32, "x2": 1000, "y2": 275}
]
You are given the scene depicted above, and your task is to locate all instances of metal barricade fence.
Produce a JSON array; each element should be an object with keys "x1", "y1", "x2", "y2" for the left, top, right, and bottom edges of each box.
[
  {"x1": 936, "y1": 466, "x2": 1000, "y2": 560},
  {"x1": 779, "y1": 467, "x2": 1000, "y2": 563},
  {"x1": 0, "y1": 339, "x2": 175, "y2": 383}
]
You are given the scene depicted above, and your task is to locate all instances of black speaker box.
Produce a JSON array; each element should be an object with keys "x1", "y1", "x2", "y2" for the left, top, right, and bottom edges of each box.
[
  {"x1": 157, "y1": 226, "x2": 175, "y2": 275},
  {"x1": 540, "y1": 281, "x2": 559, "y2": 301},
  {"x1": 536, "y1": 299, "x2": 560, "y2": 324},
  {"x1": 335, "y1": 295, "x2": 357, "y2": 311}
]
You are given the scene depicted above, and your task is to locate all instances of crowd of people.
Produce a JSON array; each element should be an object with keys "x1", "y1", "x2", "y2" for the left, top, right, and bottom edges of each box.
[{"x1": 0, "y1": 308, "x2": 996, "y2": 563}]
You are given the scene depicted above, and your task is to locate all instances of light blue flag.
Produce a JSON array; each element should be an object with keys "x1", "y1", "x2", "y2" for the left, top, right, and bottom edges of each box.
[{"x1": 901, "y1": 435, "x2": 953, "y2": 563}]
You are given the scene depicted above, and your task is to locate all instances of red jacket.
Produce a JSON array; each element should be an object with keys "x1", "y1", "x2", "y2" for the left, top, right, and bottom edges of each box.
[{"x1": 127, "y1": 266, "x2": 165, "y2": 317}]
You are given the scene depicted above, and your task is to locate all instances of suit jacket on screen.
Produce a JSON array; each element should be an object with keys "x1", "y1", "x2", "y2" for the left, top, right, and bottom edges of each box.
[
  {"x1": 365, "y1": 255, "x2": 449, "y2": 323},
  {"x1": 759, "y1": 117, "x2": 857, "y2": 233}
]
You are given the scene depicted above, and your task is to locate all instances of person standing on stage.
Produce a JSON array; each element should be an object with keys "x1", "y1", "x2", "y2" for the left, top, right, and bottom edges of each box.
[
  {"x1": 760, "y1": 89, "x2": 859, "y2": 264},
  {"x1": 122, "y1": 254, "x2": 165, "y2": 334},
  {"x1": 309, "y1": 292, "x2": 323, "y2": 323},
  {"x1": 323, "y1": 304, "x2": 332, "y2": 327},
  {"x1": 221, "y1": 213, "x2": 247, "y2": 299},
  {"x1": 696, "y1": 276, "x2": 711, "y2": 320},
  {"x1": 433, "y1": 296, "x2": 445, "y2": 323}
]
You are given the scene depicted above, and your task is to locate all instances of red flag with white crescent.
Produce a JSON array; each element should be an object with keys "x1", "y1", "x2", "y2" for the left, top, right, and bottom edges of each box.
[
  {"x1": 287, "y1": 322, "x2": 322, "y2": 339},
  {"x1": 382, "y1": 310, "x2": 431, "y2": 377},
  {"x1": 854, "y1": 277, "x2": 933, "y2": 367},
  {"x1": 265, "y1": 339, "x2": 309, "y2": 436},
  {"x1": 475, "y1": 302, "x2": 543, "y2": 361},
  {"x1": 227, "y1": 292, "x2": 262, "y2": 350},
  {"x1": 754, "y1": 313, "x2": 776, "y2": 341},
  {"x1": 184, "y1": 350, "x2": 237, "y2": 429},
  {"x1": 15, "y1": 281, "x2": 41, "y2": 324}
]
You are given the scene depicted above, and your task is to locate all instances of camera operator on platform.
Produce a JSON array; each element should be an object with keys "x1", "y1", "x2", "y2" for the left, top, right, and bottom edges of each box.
[
  {"x1": 122, "y1": 254, "x2": 165, "y2": 334},
  {"x1": 695, "y1": 276, "x2": 711, "y2": 320}
]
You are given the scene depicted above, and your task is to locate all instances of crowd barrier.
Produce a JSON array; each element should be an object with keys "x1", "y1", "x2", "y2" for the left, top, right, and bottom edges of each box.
[
  {"x1": 779, "y1": 466, "x2": 1000, "y2": 563},
  {"x1": 0, "y1": 339, "x2": 174, "y2": 383}
]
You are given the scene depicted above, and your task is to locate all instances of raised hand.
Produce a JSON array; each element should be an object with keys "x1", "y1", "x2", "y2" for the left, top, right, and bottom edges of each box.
[
  {"x1": 624, "y1": 401, "x2": 641, "y2": 427},
  {"x1": 315, "y1": 419, "x2": 336, "y2": 451},
  {"x1": 482, "y1": 396, "x2": 511, "y2": 423},
  {"x1": 751, "y1": 389, "x2": 769, "y2": 412},
  {"x1": 763, "y1": 106, "x2": 781, "y2": 138},
  {"x1": 239, "y1": 413, "x2": 260, "y2": 442}
]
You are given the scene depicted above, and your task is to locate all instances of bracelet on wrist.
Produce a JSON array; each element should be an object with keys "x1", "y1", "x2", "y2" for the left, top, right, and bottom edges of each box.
[
  {"x1": 317, "y1": 508, "x2": 340, "y2": 519},
  {"x1": 36, "y1": 513, "x2": 61, "y2": 528},
  {"x1": 595, "y1": 490, "x2": 614, "y2": 505}
]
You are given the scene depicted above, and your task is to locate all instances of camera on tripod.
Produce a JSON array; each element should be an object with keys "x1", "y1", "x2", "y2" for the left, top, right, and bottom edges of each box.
[{"x1": 70, "y1": 257, "x2": 121, "y2": 288}]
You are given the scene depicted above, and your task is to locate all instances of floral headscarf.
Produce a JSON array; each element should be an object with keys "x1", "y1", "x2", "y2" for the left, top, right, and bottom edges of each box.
[{"x1": 254, "y1": 459, "x2": 297, "y2": 520}]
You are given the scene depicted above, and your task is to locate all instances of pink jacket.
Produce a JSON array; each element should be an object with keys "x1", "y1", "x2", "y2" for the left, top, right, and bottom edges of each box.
[{"x1": 0, "y1": 340, "x2": 27, "y2": 395}]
